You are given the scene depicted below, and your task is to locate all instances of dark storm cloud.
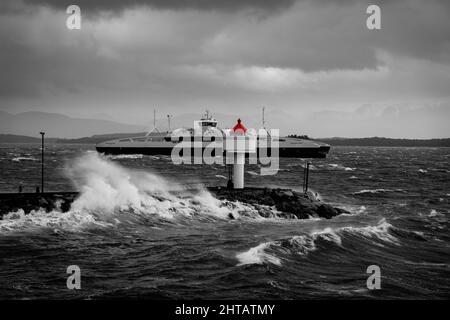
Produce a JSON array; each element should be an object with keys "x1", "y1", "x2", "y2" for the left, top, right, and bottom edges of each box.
[
  {"x1": 22, "y1": 0, "x2": 297, "y2": 14},
  {"x1": 1, "y1": 0, "x2": 450, "y2": 138}
]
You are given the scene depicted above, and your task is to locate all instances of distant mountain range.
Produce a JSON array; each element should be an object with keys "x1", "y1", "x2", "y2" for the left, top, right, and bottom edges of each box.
[
  {"x1": 1, "y1": 133, "x2": 449, "y2": 147},
  {"x1": 0, "y1": 111, "x2": 144, "y2": 138},
  {"x1": 1, "y1": 110, "x2": 449, "y2": 146}
]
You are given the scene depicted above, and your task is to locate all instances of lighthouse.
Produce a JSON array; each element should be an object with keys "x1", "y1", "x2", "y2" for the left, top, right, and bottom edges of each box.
[{"x1": 226, "y1": 118, "x2": 255, "y2": 189}]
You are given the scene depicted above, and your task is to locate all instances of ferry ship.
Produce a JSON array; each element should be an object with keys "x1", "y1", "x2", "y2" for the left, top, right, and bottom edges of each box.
[{"x1": 95, "y1": 112, "x2": 330, "y2": 158}]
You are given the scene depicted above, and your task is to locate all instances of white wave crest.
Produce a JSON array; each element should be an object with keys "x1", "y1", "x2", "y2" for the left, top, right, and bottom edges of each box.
[
  {"x1": 0, "y1": 208, "x2": 112, "y2": 233},
  {"x1": 107, "y1": 154, "x2": 144, "y2": 160},
  {"x1": 12, "y1": 157, "x2": 37, "y2": 162},
  {"x1": 328, "y1": 164, "x2": 355, "y2": 171},
  {"x1": 236, "y1": 242, "x2": 281, "y2": 266},
  {"x1": 290, "y1": 227, "x2": 343, "y2": 254},
  {"x1": 353, "y1": 188, "x2": 404, "y2": 195},
  {"x1": 339, "y1": 218, "x2": 399, "y2": 246},
  {"x1": 235, "y1": 218, "x2": 398, "y2": 265}
]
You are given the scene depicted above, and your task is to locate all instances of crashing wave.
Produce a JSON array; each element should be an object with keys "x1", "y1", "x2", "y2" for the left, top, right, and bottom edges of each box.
[
  {"x1": 235, "y1": 218, "x2": 398, "y2": 266},
  {"x1": 0, "y1": 153, "x2": 297, "y2": 233}
]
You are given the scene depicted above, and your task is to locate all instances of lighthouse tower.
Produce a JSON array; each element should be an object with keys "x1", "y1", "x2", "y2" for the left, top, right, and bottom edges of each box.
[{"x1": 226, "y1": 118, "x2": 255, "y2": 189}]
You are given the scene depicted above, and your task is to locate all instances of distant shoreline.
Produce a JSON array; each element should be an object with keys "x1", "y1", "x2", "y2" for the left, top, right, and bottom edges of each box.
[
  {"x1": 1, "y1": 134, "x2": 450, "y2": 147},
  {"x1": 318, "y1": 137, "x2": 450, "y2": 147}
]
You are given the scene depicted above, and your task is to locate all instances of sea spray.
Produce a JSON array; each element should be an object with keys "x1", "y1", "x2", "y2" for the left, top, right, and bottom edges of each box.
[{"x1": 66, "y1": 152, "x2": 179, "y2": 213}]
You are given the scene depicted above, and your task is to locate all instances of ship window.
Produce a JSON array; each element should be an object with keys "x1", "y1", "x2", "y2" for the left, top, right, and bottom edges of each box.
[{"x1": 119, "y1": 139, "x2": 131, "y2": 142}]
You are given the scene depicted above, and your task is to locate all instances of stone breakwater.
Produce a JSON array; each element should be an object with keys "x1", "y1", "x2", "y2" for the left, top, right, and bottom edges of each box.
[
  {"x1": 209, "y1": 187, "x2": 348, "y2": 219},
  {"x1": 0, "y1": 192, "x2": 77, "y2": 217},
  {"x1": 0, "y1": 188, "x2": 348, "y2": 220}
]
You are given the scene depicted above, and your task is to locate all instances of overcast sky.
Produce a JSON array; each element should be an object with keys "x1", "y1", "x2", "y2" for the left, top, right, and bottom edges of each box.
[{"x1": 1, "y1": 0, "x2": 449, "y2": 138}]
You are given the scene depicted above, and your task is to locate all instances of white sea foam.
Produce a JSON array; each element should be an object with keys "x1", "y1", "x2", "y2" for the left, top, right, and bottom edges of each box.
[
  {"x1": 11, "y1": 157, "x2": 37, "y2": 162},
  {"x1": 0, "y1": 208, "x2": 112, "y2": 233},
  {"x1": 236, "y1": 242, "x2": 281, "y2": 266},
  {"x1": 428, "y1": 209, "x2": 444, "y2": 218},
  {"x1": 353, "y1": 188, "x2": 404, "y2": 195},
  {"x1": 338, "y1": 205, "x2": 367, "y2": 216},
  {"x1": 107, "y1": 154, "x2": 144, "y2": 160},
  {"x1": 300, "y1": 163, "x2": 318, "y2": 170},
  {"x1": 328, "y1": 164, "x2": 355, "y2": 171}
]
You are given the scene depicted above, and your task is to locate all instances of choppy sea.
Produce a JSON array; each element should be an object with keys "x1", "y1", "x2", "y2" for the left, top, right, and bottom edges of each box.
[{"x1": 0, "y1": 144, "x2": 449, "y2": 299}]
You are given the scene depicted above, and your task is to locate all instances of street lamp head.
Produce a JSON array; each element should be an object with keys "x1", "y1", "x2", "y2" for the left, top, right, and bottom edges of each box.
[{"x1": 40, "y1": 132, "x2": 45, "y2": 136}]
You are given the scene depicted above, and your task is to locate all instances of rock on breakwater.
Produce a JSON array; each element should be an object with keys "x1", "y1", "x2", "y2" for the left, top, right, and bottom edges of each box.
[{"x1": 209, "y1": 187, "x2": 348, "y2": 219}]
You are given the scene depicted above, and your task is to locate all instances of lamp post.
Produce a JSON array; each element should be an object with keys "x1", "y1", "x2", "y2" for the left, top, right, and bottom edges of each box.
[
  {"x1": 40, "y1": 131, "x2": 45, "y2": 193},
  {"x1": 167, "y1": 114, "x2": 172, "y2": 132},
  {"x1": 303, "y1": 161, "x2": 310, "y2": 194}
]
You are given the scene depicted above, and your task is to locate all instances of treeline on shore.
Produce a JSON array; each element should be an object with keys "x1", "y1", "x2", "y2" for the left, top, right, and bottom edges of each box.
[
  {"x1": 1, "y1": 134, "x2": 450, "y2": 147},
  {"x1": 318, "y1": 137, "x2": 450, "y2": 147}
]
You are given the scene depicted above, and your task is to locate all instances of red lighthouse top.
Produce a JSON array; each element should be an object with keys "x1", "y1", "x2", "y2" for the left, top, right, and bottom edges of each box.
[{"x1": 232, "y1": 118, "x2": 247, "y2": 134}]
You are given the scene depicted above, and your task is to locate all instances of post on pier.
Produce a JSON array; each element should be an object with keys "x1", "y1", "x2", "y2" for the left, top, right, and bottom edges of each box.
[
  {"x1": 303, "y1": 161, "x2": 310, "y2": 194},
  {"x1": 40, "y1": 131, "x2": 45, "y2": 193}
]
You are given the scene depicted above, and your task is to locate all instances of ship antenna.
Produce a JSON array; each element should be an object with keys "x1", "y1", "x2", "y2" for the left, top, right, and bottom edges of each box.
[
  {"x1": 146, "y1": 108, "x2": 160, "y2": 136},
  {"x1": 262, "y1": 107, "x2": 266, "y2": 129}
]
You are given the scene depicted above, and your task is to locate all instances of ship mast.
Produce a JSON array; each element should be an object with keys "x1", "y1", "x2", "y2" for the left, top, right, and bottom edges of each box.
[{"x1": 146, "y1": 108, "x2": 160, "y2": 136}]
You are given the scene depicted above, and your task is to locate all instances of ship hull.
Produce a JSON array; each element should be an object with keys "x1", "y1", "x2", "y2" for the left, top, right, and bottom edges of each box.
[{"x1": 96, "y1": 141, "x2": 330, "y2": 159}]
